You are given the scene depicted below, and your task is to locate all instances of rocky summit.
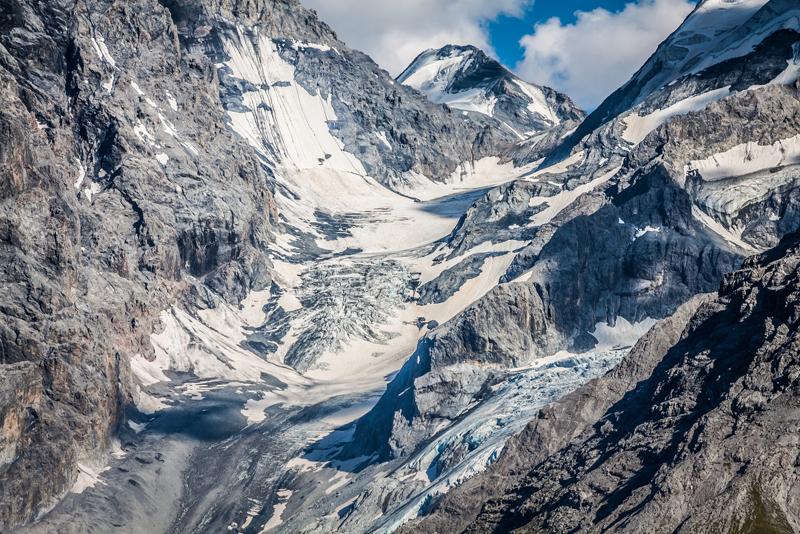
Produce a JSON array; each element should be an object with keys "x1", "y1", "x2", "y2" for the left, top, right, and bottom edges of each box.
[
  {"x1": 1, "y1": 0, "x2": 799, "y2": 533},
  {"x1": 397, "y1": 44, "x2": 585, "y2": 140}
]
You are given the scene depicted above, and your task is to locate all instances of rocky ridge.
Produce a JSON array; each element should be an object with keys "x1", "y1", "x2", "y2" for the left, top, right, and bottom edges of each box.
[
  {"x1": 409, "y1": 229, "x2": 800, "y2": 534},
  {"x1": 327, "y1": 2, "x2": 800, "y2": 530}
]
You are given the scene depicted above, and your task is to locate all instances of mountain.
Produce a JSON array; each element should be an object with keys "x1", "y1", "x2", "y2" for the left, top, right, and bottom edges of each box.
[
  {"x1": 376, "y1": 1, "x2": 800, "y2": 531},
  {"x1": 3, "y1": 0, "x2": 800, "y2": 533},
  {"x1": 304, "y1": 0, "x2": 800, "y2": 530},
  {"x1": 398, "y1": 45, "x2": 585, "y2": 139},
  {"x1": 406, "y1": 230, "x2": 800, "y2": 534},
  {"x1": 550, "y1": 0, "x2": 799, "y2": 161}
]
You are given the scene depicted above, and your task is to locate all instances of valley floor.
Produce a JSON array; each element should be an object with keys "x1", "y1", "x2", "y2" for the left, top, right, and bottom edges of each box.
[{"x1": 20, "y1": 158, "x2": 647, "y2": 534}]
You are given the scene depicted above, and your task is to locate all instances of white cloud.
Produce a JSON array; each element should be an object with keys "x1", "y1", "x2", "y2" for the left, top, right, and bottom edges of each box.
[
  {"x1": 516, "y1": 0, "x2": 695, "y2": 109},
  {"x1": 302, "y1": 0, "x2": 531, "y2": 75}
]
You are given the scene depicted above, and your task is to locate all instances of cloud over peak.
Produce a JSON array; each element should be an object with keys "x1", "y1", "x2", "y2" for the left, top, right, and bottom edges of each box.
[
  {"x1": 516, "y1": 0, "x2": 695, "y2": 108},
  {"x1": 303, "y1": 0, "x2": 531, "y2": 75},
  {"x1": 303, "y1": 0, "x2": 695, "y2": 109}
]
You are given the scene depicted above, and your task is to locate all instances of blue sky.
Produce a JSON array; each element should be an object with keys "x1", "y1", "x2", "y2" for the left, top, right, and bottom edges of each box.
[
  {"x1": 488, "y1": 1, "x2": 633, "y2": 66},
  {"x1": 305, "y1": 0, "x2": 695, "y2": 108}
]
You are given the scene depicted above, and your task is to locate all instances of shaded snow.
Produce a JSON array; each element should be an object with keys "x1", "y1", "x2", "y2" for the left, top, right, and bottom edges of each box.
[
  {"x1": 375, "y1": 131, "x2": 392, "y2": 151},
  {"x1": 71, "y1": 462, "x2": 109, "y2": 494},
  {"x1": 373, "y1": 347, "x2": 632, "y2": 532},
  {"x1": 259, "y1": 489, "x2": 293, "y2": 532},
  {"x1": 528, "y1": 166, "x2": 620, "y2": 226},
  {"x1": 769, "y1": 42, "x2": 800, "y2": 85},
  {"x1": 221, "y1": 27, "x2": 365, "y2": 174},
  {"x1": 90, "y1": 35, "x2": 117, "y2": 68},
  {"x1": 692, "y1": 205, "x2": 758, "y2": 252},
  {"x1": 73, "y1": 158, "x2": 85, "y2": 189},
  {"x1": 635, "y1": 225, "x2": 662, "y2": 239}
]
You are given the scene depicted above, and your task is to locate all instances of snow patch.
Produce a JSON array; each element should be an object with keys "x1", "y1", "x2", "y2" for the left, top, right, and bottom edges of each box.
[
  {"x1": 590, "y1": 316, "x2": 658, "y2": 351},
  {"x1": 375, "y1": 131, "x2": 392, "y2": 151},
  {"x1": 102, "y1": 73, "x2": 115, "y2": 93},
  {"x1": 769, "y1": 42, "x2": 800, "y2": 85},
  {"x1": 260, "y1": 489, "x2": 293, "y2": 532},
  {"x1": 221, "y1": 27, "x2": 365, "y2": 173},
  {"x1": 692, "y1": 205, "x2": 758, "y2": 252},
  {"x1": 685, "y1": 134, "x2": 800, "y2": 183},
  {"x1": 133, "y1": 122, "x2": 156, "y2": 146},
  {"x1": 528, "y1": 166, "x2": 620, "y2": 226},
  {"x1": 290, "y1": 41, "x2": 336, "y2": 54},
  {"x1": 166, "y1": 92, "x2": 179, "y2": 111},
  {"x1": 241, "y1": 394, "x2": 277, "y2": 425},
  {"x1": 71, "y1": 462, "x2": 109, "y2": 494},
  {"x1": 73, "y1": 158, "x2": 85, "y2": 189},
  {"x1": 90, "y1": 35, "x2": 117, "y2": 68},
  {"x1": 83, "y1": 181, "x2": 102, "y2": 203},
  {"x1": 128, "y1": 420, "x2": 146, "y2": 433},
  {"x1": 635, "y1": 225, "x2": 662, "y2": 239},
  {"x1": 623, "y1": 87, "x2": 731, "y2": 145}
]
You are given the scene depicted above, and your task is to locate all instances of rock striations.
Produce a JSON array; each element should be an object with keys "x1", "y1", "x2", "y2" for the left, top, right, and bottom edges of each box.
[{"x1": 0, "y1": 0, "x2": 514, "y2": 529}]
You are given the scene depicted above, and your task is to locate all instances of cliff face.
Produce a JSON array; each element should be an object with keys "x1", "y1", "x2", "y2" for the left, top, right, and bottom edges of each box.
[
  {"x1": 0, "y1": 0, "x2": 519, "y2": 528},
  {"x1": 3, "y1": 0, "x2": 800, "y2": 532},
  {"x1": 0, "y1": 0, "x2": 280, "y2": 526},
  {"x1": 335, "y1": 2, "x2": 800, "y2": 529}
]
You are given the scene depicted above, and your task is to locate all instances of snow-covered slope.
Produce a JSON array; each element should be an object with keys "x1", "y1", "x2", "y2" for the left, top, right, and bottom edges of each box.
[
  {"x1": 398, "y1": 45, "x2": 584, "y2": 139},
  {"x1": 554, "y1": 0, "x2": 800, "y2": 158}
]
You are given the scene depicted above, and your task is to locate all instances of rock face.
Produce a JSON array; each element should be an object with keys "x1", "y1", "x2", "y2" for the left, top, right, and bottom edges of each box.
[
  {"x1": 345, "y1": 80, "x2": 800, "y2": 472},
  {"x1": 187, "y1": 4, "x2": 517, "y2": 191},
  {"x1": 410, "y1": 230, "x2": 800, "y2": 534},
  {"x1": 552, "y1": 0, "x2": 799, "y2": 162},
  {"x1": 3, "y1": 0, "x2": 800, "y2": 532},
  {"x1": 398, "y1": 45, "x2": 584, "y2": 140},
  {"x1": 0, "y1": 0, "x2": 282, "y2": 527},
  {"x1": 402, "y1": 294, "x2": 712, "y2": 533}
]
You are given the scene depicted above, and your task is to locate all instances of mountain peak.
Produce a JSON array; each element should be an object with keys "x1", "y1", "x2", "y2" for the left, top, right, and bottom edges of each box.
[{"x1": 397, "y1": 44, "x2": 584, "y2": 138}]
